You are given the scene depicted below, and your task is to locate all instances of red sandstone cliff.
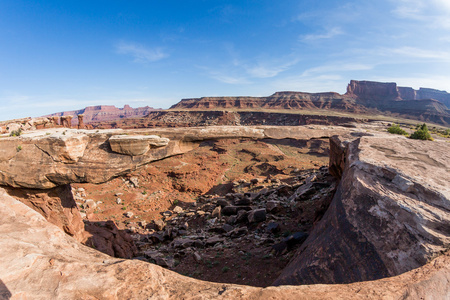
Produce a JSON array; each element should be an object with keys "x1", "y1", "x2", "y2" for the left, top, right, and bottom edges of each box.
[
  {"x1": 169, "y1": 80, "x2": 450, "y2": 126},
  {"x1": 171, "y1": 91, "x2": 368, "y2": 113}
]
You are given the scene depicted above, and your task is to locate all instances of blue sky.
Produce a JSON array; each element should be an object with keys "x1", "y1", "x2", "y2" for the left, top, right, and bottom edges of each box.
[{"x1": 1, "y1": 0, "x2": 450, "y2": 121}]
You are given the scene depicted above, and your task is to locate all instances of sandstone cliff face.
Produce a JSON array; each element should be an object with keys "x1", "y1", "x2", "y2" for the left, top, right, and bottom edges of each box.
[
  {"x1": 346, "y1": 80, "x2": 450, "y2": 125},
  {"x1": 0, "y1": 187, "x2": 449, "y2": 299},
  {"x1": 171, "y1": 92, "x2": 367, "y2": 113},
  {"x1": 417, "y1": 87, "x2": 450, "y2": 107},
  {"x1": 166, "y1": 80, "x2": 450, "y2": 126},
  {"x1": 274, "y1": 133, "x2": 450, "y2": 285}
]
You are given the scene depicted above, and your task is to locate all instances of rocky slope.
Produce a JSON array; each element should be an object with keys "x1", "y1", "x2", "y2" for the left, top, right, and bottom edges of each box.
[{"x1": 44, "y1": 104, "x2": 158, "y2": 126}]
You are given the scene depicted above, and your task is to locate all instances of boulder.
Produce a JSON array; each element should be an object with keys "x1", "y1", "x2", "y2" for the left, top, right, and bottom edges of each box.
[
  {"x1": 247, "y1": 209, "x2": 267, "y2": 223},
  {"x1": 109, "y1": 135, "x2": 169, "y2": 156}
]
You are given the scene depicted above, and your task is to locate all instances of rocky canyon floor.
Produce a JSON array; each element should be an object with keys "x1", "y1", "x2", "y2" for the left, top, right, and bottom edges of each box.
[{"x1": 71, "y1": 138, "x2": 332, "y2": 287}]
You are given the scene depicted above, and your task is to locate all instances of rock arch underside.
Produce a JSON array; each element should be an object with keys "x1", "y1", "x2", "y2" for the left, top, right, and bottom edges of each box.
[{"x1": 0, "y1": 123, "x2": 449, "y2": 299}]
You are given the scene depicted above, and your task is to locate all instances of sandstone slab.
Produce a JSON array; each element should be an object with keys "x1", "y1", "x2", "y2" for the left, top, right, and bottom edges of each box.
[
  {"x1": 109, "y1": 134, "x2": 169, "y2": 156},
  {"x1": 0, "y1": 187, "x2": 449, "y2": 299}
]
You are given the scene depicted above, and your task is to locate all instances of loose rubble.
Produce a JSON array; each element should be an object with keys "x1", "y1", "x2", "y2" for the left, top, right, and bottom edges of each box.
[{"x1": 111, "y1": 167, "x2": 337, "y2": 286}]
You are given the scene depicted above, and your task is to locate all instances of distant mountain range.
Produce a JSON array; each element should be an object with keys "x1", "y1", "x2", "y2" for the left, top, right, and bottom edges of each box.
[
  {"x1": 44, "y1": 105, "x2": 160, "y2": 125},
  {"x1": 171, "y1": 80, "x2": 450, "y2": 125},
  {"x1": 44, "y1": 80, "x2": 450, "y2": 126}
]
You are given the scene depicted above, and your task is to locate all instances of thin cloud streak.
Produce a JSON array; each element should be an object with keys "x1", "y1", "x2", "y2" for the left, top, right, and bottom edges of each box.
[
  {"x1": 116, "y1": 41, "x2": 168, "y2": 63},
  {"x1": 244, "y1": 59, "x2": 300, "y2": 78},
  {"x1": 301, "y1": 27, "x2": 343, "y2": 41}
]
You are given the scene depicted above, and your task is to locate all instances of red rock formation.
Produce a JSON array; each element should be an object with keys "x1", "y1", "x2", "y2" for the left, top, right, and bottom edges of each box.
[
  {"x1": 60, "y1": 115, "x2": 73, "y2": 128},
  {"x1": 171, "y1": 92, "x2": 366, "y2": 113},
  {"x1": 77, "y1": 114, "x2": 85, "y2": 129},
  {"x1": 4, "y1": 184, "x2": 86, "y2": 241},
  {"x1": 44, "y1": 105, "x2": 158, "y2": 126},
  {"x1": 345, "y1": 80, "x2": 401, "y2": 100}
]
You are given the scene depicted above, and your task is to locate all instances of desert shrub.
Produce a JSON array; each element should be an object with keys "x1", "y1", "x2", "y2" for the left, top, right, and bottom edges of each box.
[
  {"x1": 387, "y1": 123, "x2": 408, "y2": 135},
  {"x1": 410, "y1": 123, "x2": 433, "y2": 141},
  {"x1": 9, "y1": 128, "x2": 22, "y2": 137}
]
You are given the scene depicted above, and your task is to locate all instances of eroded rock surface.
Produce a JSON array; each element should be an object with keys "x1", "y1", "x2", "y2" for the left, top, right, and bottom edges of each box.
[
  {"x1": 109, "y1": 135, "x2": 170, "y2": 156},
  {"x1": 274, "y1": 134, "x2": 450, "y2": 285},
  {"x1": 0, "y1": 188, "x2": 449, "y2": 299},
  {"x1": 0, "y1": 126, "x2": 349, "y2": 189}
]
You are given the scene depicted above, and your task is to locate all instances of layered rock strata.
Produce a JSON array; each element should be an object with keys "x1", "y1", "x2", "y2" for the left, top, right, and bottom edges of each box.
[
  {"x1": 274, "y1": 134, "x2": 450, "y2": 285},
  {"x1": 0, "y1": 187, "x2": 449, "y2": 299},
  {"x1": 0, "y1": 126, "x2": 350, "y2": 189}
]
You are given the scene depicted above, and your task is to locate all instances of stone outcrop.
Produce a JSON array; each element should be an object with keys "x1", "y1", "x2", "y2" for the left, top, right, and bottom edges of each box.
[
  {"x1": 77, "y1": 114, "x2": 85, "y2": 129},
  {"x1": 109, "y1": 135, "x2": 170, "y2": 156},
  {"x1": 4, "y1": 184, "x2": 86, "y2": 241},
  {"x1": 274, "y1": 133, "x2": 450, "y2": 285},
  {"x1": 0, "y1": 187, "x2": 449, "y2": 299},
  {"x1": 0, "y1": 126, "x2": 350, "y2": 189},
  {"x1": 0, "y1": 117, "x2": 57, "y2": 134},
  {"x1": 60, "y1": 115, "x2": 73, "y2": 128},
  {"x1": 346, "y1": 80, "x2": 400, "y2": 101}
]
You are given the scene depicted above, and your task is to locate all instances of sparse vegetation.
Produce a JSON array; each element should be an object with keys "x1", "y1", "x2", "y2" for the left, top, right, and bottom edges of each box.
[
  {"x1": 387, "y1": 123, "x2": 408, "y2": 136},
  {"x1": 9, "y1": 128, "x2": 22, "y2": 137},
  {"x1": 222, "y1": 266, "x2": 230, "y2": 273},
  {"x1": 410, "y1": 123, "x2": 433, "y2": 141},
  {"x1": 16, "y1": 145, "x2": 22, "y2": 152}
]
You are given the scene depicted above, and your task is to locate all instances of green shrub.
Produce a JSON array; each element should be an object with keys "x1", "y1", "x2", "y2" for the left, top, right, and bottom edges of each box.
[
  {"x1": 9, "y1": 128, "x2": 22, "y2": 137},
  {"x1": 410, "y1": 123, "x2": 433, "y2": 141},
  {"x1": 387, "y1": 123, "x2": 408, "y2": 135},
  {"x1": 16, "y1": 145, "x2": 22, "y2": 152}
]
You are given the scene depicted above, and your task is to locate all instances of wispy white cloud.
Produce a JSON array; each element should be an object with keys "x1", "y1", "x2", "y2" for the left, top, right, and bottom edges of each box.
[
  {"x1": 391, "y1": 0, "x2": 450, "y2": 29},
  {"x1": 116, "y1": 41, "x2": 168, "y2": 63},
  {"x1": 244, "y1": 59, "x2": 300, "y2": 78},
  {"x1": 375, "y1": 47, "x2": 450, "y2": 62},
  {"x1": 301, "y1": 27, "x2": 343, "y2": 41},
  {"x1": 391, "y1": 47, "x2": 450, "y2": 60},
  {"x1": 302, "y1": 63, "x2": 374, "y2": 77},
  {"x1": 208, "y1": 71, "x2": 252, "y2": 85}
]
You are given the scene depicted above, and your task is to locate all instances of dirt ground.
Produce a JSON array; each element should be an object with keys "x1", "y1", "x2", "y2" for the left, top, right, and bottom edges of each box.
[{"x1": 72, "y1": 138, "x2": 334, "y2": 287}]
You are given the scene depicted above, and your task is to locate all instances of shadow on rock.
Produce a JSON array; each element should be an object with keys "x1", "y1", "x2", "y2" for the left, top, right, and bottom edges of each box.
[
  {"x1": 84, "y1": 220, "x2": 137, "y2": 259},
  {"x1": 0, "y1": 279, "x2": 12, "y2": 300}
]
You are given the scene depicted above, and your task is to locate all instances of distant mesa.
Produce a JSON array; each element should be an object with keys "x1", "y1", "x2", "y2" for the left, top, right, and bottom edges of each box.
[
  {"x1": 170, "y1": 80, "x2": 450, "y2": 126},
  {"x1": 44, "y1": 105, "x2": 160, "y2": 125},
  {"x1": 27, "y1": 80, "x2": 450, "y2": 128}
]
